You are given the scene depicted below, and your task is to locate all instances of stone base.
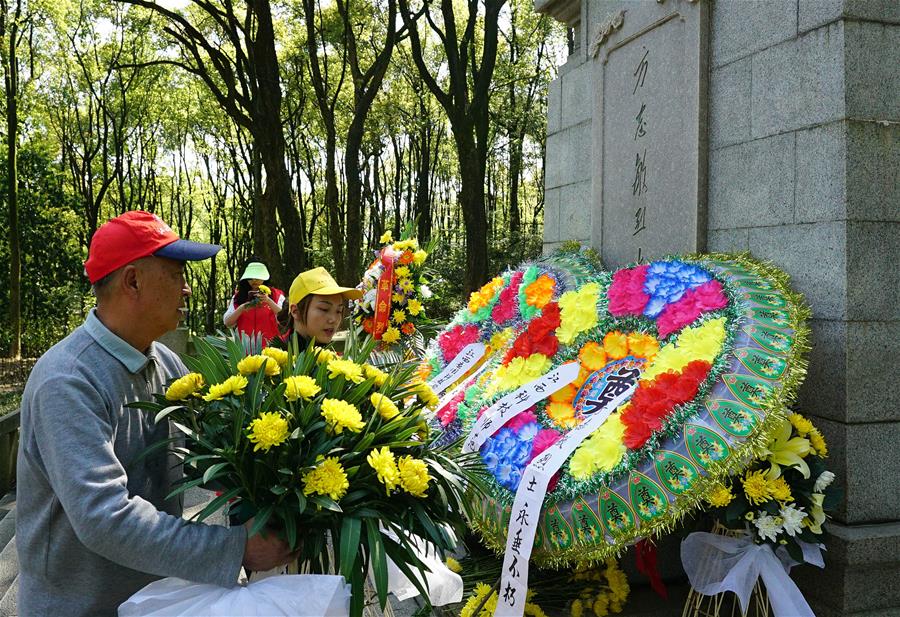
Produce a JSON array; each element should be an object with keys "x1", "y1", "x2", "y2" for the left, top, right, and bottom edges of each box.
[
  {"x1": 156, "y1": 328, "x2": 190, "y2": 356},
  {"x1": 794, "y1": 519, "x2": 900, "y2": 616}
]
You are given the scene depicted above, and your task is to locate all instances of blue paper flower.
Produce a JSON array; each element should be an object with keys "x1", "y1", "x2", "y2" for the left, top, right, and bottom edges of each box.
[
  {"x1": 480, "y1": 422, "x2": 541, "y2": 491},
  {"x1": 642, "y1": 261, "x2": 712, "y2": 318}
]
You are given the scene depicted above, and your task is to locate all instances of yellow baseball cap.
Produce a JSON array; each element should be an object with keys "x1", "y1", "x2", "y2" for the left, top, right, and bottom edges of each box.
[{"x1": 289, "y1": 267, "x2": 363, "y2": 305}]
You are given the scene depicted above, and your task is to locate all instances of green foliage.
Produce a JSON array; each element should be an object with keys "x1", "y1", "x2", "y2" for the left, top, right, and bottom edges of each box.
[{"x1": 0, "y1": 147, "x2": 86, "y2": 356}]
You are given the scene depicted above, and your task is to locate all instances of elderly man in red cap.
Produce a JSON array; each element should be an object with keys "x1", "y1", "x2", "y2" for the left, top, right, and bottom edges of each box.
[{"x1": 16, "y1": 211, "x2": 294, "y2": 616}]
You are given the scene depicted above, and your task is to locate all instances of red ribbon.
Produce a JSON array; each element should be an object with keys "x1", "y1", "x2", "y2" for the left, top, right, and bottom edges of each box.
[
  {"x1": 372, "y1": 248, "x2": 396, "y2": 340},
  {"x1": 635, "y1": 539, "x2": 668, "y2": 599}
]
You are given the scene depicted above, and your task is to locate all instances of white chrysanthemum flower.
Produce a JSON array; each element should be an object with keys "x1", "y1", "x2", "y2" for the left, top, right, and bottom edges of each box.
[
  {"x1": 753, "y1": 512, "x2": 783, "y2": 542},
  {"x1": 813, "y1": 470, "x2": 835, "y2": 493},
  {"x1": 419, "y1": 284, "x2": 433, "y2": 298},
  {"x1": 779, "y1": 504, "x2": 806, "y2": 537}
]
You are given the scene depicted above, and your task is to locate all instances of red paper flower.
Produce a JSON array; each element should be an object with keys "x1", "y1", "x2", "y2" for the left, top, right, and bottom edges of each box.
[{"x1": 608, "y1": 265, "x2": 651, "y2": 316}]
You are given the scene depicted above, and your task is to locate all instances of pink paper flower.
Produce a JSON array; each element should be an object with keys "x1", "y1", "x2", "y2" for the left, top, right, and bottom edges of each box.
[
  {"x1": 438, "y1": 324, "x2": 481, "y2": 362},
  {"x1": 608, "y1": 265, "x2": 651, "y2": 316},
  {"x1": 505, "y1": 408, "x2": 537, "y2": 431},
  {"x1": 436, "y1": 389, "x2": 466, "y2": 426},
  {"x1": 492, "y1": 271, "x2": 524, "y2": 324},
  {"x1": 530, "y1": 428, "x2": 563, "y2": 458},
  {"x1": 655, "y1": 279, "x2": 728, "y2": 337}
]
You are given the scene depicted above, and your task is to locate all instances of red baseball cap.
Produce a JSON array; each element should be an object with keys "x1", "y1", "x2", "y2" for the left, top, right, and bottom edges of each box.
[{"x1": 84, "y1": 211, "x2": 221, "y2": 284}]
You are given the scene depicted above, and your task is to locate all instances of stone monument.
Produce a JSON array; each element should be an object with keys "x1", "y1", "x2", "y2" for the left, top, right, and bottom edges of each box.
[{"x1": 537, "y1": 0, "x2": 899, "y2": 615}]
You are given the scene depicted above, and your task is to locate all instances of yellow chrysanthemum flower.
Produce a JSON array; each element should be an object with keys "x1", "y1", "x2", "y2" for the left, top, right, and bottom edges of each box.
[
  {"x1": 302, "y1": 456, "x2": 349, "y2": 501},
  {"x1": 809, "y1": 429, "x2": 828, "y2": 457},
  {"x1": 247, "y1": 412, "x2": 289, "y2": 452},
  {"x1": 556, "y1": 283, "x2": 601, "y2": 344},
  {"x1": 406, "y1": 299, "x2": 423, "y2": 316},
  {"x1": 395, "y1": 266, "x2": 410, "y2": 279},
  {"x1": 392, "y1": 292, "x2": 407, "y2": 305},
  {"x1": 768, "y1": 476, "x2": 793, "y2": 503},
  {"x1": 363, "y1": 364, "x2": 389, "y2": 387},
  {"x1": 261, "y1": 346, "x2": 290, "y2": 368},
  {"x1": 165, "y1": 373, "x2": 205, "y2": 401},
  {"x1": 461, "y1": 582, "x2": 497, "y2": 617},
  {"x1": 283, "y1": 375, "x2": 321, "y2": 401},
  {"x1": 445, "y1": 556, "x2": 462, "y2": 574},
  {"x1": 314, "y1": 347, "x2": 337, "y2": 365},
  {"x1": 392, "y1": 310, "x2": 407, "y2": 324},
  {"x1": 742, "y1": 469, "x2": 773, "y2": 505},
  {"x1": 237, "y1": 354, "x2": 281, "y2": 377},
  {"x1": 413, "y1": 250, "x2": 427, "y2": 266},
  {"x1": 414, "y1": 381, "x2": 439, "y2": 410},
  {"x1": 366, "y1": 446, "x2": 400, "y2": 493},
  {"x1": 327, "y1": 358, "x2": 365, "y2": 384},
  {"x1": 257, "y1": 284, "x2": 271, "y2": 295},
  {"x1": 321, "y1": 398, "x2": 365, "y2": 434},
  {"x1": 704, "y1": 483, "x2": 734, "y2": 507},
  {"x1": 382, "y1": 327, "x2": 401, "y2": 344},
  {"x1": 371, "y1": 392, "x2": 400, "y2": 420},
  {"x1": 789, "y1": 413, "x2": 814, "y2": 435},
  {"x1": 203, "y1": 375, "x2": 248, "y2": 401},
  {"x1": 379, "y1": 231, "x2": 393, "y2": 244},
  {"x1": 397, "y1": 456, "x2": 431, "y2": 497}
]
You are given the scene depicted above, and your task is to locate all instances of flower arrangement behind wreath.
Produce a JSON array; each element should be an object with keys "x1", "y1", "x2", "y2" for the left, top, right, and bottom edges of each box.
[
  {"x1": 353, "y1": 229, "x2": 434, "y2": 347},
  {"x1": 682, "y1": 411, "x2": 842, "y2": 617},
  {"x1": 131, "y1": 332, "x2": 482, "y2": 617}
]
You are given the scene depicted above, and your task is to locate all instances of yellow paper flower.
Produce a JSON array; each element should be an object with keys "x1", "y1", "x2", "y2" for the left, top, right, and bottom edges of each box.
[
  {"x1": 203, "y1": 375, "x2": 248, "y2": 401},
  {"x1": 327, "y1": 358, "x2": 366, "y2": 384},
  {"x1": 261, "y1": 346, "x2": 289, "y2": 368},
  {"x1": 370, "y1": 392, "x2": 400, "y2": 420},
  {"x1": 603, "y1": 331, "x2": 629, "y2": 360},
  {"x1": 363, "y1": 364, "x2": 389, "y2": 387},
  {"x1": 546, "y1": 401, "x2": 577, "y2": 428},
  {"x1": 556, "y1": 283, "x2": 600, "y2": 344},
  {"x1": 413, "y1": 250, "x2": 427, "y2": 265},
  {"x1": 395, "y1": 266, "x2": 410, "y2": 279},
  {"x1": 468, "y1": 277, "x2": 505, "y2": 313},
  {"x1": 321, "y1": 398, "x2": 365, "y2": 434},
  {"x1": 627, "y1": 332, "x2": 658, "y2": 360},
  {"x1": 397, "y1": 456, "x2": 431, "y2": 497},
  {"x1": 641, "y1": 318, "x2": 726, "y2": 381},
  {"x1": 765, "y1": 417, "x2": 811, "y2": 478},
  {"x1": 768, "y1": 476, "x2": 793, "y2": 503},
  {"x1": 809, "y1": 429, "x2": 828, "y2": 457},
  {"x1": 366, "y1": 446, "x2": 400, "y2": 492},
  {"x1": 379, "y1": 231, "x2": 393, "y2": 244},
  {"x1": 494, "y1": 354, "x2": 552, "y2": 392},
  {"x1": 742, "y1": 469, "x2": 773, "y2": 505},
  {"x1": 237, "y1": 354, "x2": 281, "y2": 377},
  {"x1": 569, "y1": 414, "x2": 627, "y2": 479},
  {"x1": 247, "y1": 412, "x2": 289, "y2": 452},
  {"x1": 705, "y1": 483, "x2": 735, "y2": 507},
  {"x1": 382, "y1": 327, "x2": 401, "y2": 344},
  {"x1": 165, "y1": 373, "x2": 205, "y2": 401},
  {"x1": 578, "y1": 342, "x2": 607, "y2": 371},
  {"x1": 302, "y1": 456, "x2": 349, "y2": 501},
  {"x1": 284, "y1": 375, "x2": 321, "y2": 401},
  {"x1": 406, "y1": 299, "x2": 423, "y2": 316},
  {"x1": 392, "y1": 310, "x2": 407, "y2": 324},
  {"x1": 257, "y1": 284, "x2": 271, "y2": 295}
]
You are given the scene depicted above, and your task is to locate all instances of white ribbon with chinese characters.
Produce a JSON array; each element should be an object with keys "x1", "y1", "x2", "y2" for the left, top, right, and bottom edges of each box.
[
  {"x1": 494, "y1": 376, "x2": 638, "y2": 617},
  {"x1": 681, "y1": 531, "x2": 825, "y2": 617},
  {"x1": 462, "y1": 362, "x2": 582, "y2": 454},
  {"x1": 428, "y1": 343, "x2": 486, "y2": 396}
]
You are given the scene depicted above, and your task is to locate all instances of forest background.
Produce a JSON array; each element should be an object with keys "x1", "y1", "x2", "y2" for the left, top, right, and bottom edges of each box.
[{"x1": 0, "y1": 0, "x2": 566, "y2": 359}]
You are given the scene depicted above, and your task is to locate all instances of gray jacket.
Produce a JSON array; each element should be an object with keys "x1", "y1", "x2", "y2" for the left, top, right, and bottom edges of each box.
[{"x1": 16, "y1": 310, "x2": 246, "y2": 616}]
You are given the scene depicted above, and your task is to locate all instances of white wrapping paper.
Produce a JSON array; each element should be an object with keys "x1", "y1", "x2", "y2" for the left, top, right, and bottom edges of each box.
[
  {"x1": 118, "y1": 574, "x2": 351, "y2": 616},
  {"x1": 681, "y1": 531, "x2": 824, "y2": 617}
]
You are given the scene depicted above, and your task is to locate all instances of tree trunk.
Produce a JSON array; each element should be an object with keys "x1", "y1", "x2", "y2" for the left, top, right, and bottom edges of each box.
[
  {"x1": 3, "y1": 7, "x2": 20, "y2": 358},
  {"x1": 454, "y1": 129, "x2": 489, "y2": 294}
]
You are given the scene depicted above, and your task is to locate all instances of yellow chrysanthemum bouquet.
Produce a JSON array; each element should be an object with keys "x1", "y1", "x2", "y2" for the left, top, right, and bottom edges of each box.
[{"x1": 132, "y1": 332, "x2": 481, "y2": 617}]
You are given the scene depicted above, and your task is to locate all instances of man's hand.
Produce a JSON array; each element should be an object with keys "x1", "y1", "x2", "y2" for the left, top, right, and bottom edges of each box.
[{"x1": 241, "y1": 520, "x2": 295, "y2": 571}]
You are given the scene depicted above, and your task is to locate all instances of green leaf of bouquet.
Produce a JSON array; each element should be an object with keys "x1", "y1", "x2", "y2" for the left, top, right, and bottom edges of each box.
[
  {"x1": 294, "y1": 489, "x2": 307, "y2": 514},
  {"x1": 411, "y1": 501, "x2": 441, "y2": 545},
  {"x1": 381, "y1": 533, "x2": 430, "y2": 600},
  {"x1": 283, "y1": 510, "x2": 297, "y2": 550},
  {"x1": 154, "y1": 405, "x2": 187, "y2": 423},
  {"x1": 126, "y1": 401, "x2": 166, "y2": 413},
  {"x1": 785, "y1": 538, "x2": 804, "y2": 563},
  {"x1": 195, "y1": 487, "x2": 243, "y2": 523},
  {"x1": 128, "y1": 436, "x2": 180, "y2": 470},
  {"x1": 184, "y1": 453, "x2": 222, "y2": 466},
  {"x1": 309, "y1": 495, "x2": 343, "y2": 512},
  {"x1": 277, "y1": 467, "x2": 294, "y2": 476},
  {"x1": 349, "y1": 564, "x2": 365, "y2": 617},
  {"x1": 225, "y1": 336, "x2": 246, "y2": 372},
  {"x1": 365, "y1": 519, "x2": 389, "y2": 609},
  {"x1": 194, "y1": 336, "x2": 231, "y2": 381},
  {"x1": 270, "y1": 485, "x2": 288, "y2": 495},
  {"x1": 339, "y1": 516, "x2": 362, "y2": 581},
  {"x1": 248, "y1": 505, "x2": 274, "y2": 537},
  {"x1": 202, "y1": 462, "x2": 230, "y2": 485}
]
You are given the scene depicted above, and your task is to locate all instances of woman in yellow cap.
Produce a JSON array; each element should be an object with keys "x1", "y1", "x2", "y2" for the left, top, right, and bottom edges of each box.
[
  {"x1": 223, "y1": 259, "x2": 285, "y2": 343},
  {"x1": 276, "y1": 267, "x2": 363, "y2": 346}
]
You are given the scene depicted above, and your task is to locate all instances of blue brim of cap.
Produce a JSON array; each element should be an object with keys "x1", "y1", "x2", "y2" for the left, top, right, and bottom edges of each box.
[{"x1": 155, "y1": 239, "x2": 222, "y2": 261}]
